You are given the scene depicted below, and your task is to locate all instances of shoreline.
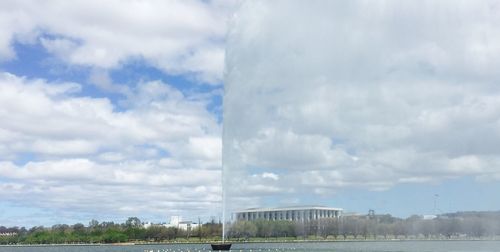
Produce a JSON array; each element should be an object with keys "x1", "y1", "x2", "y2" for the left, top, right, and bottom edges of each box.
[{"x1": 2, "y1": 238, "x2": 500, "y2": 247}]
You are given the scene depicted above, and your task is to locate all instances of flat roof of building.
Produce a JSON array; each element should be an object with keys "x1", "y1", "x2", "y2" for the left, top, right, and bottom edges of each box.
[{"x1": 234, "y1": 206, "x2": 343, "y2": 213}]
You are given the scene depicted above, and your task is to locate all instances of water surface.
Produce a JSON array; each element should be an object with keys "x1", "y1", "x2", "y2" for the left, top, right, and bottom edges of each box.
[{"x1": 1, "y1": 241, "x2": 500, "y2": 252}]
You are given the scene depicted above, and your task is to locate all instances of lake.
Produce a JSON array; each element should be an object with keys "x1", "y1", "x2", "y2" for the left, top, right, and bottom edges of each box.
[{"x1": 1, "y1": 241, "x2": 500, "y2": 252}]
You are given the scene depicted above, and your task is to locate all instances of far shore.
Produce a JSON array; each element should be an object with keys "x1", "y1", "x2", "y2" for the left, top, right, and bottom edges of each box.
[{"x1": 2, "y1": 238, "x2": 500, "y2": 246}]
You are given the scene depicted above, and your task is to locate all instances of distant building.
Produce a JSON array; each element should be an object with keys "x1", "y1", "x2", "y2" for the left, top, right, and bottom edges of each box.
[
  {"x1": 142, "y1": 216, "x2": 200, "y2": 231},
  {"x1": 176, "y1": 220, "x2": 198, "y2": 231},
  {"x1": 168, "y1": 216, "x2": 181, "y2": 226},
  {"x1": 233, "y1": 206, "x2": 342, "y2": 222},
  {"x1": 142, "y1": 221, "x2": 153, "y2": 229},
  {"x1": 168, "y1": 216, "x2": 200, "y2": 231},
  {"x1": 0, "y1": 232, "x2": 16, "y2": 236},
  {"x1": 423, "y1": 214, "x2": 437, "y2": 220},
  {"x1": 341, "y1": 212, "x2": 364, "y2": 217}
]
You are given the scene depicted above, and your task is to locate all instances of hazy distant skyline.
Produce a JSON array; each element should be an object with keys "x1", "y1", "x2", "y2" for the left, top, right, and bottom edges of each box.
[{"x1": 1, "y1": 0, "x2": 500, "y2": 227}]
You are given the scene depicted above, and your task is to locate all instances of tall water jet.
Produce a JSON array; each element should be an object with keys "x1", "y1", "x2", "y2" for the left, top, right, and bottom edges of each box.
[{"x1": 223, "y1": 0, "x2": 500, "y2": 240}]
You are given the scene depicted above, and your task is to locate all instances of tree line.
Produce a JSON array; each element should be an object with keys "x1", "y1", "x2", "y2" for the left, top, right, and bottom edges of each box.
[
  {"x1": 2, "y1": 211, "x2": 499, "y2": 244},
  {"x1": 0, "y1": 217, "x2": 222, "y2": 245},
  {"x1": 227, "y1": 211, "x2": 500, "y2": 240}
]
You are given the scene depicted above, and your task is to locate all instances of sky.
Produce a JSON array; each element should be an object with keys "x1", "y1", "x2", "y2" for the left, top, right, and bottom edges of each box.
[
  {"x1": 1, "y1": 0, "x2": 500, "y2": 228},
  {"x1": 223, "y1": 0, "x2": 500, "y2": 221},
  {"x1": 0, "y1": 0, "x2": 238, "y2": 227}
]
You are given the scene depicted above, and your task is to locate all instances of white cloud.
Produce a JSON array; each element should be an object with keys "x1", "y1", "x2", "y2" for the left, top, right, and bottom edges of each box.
[
  {"x1": 239, "y1": 128, "x2": 354, "y2": 170},
  {"x1": 0, "y1": 71, "x2": 222, "y2": 223},
  {"x1": 261, "y1": 172, "x2": 279, "y2": 181},
  {"x1": 87, "y1": 68, "x2": 131, "y2": 95},
  {"x1": 223, "y1": 0, "x2": 500, "y2": 212},
  {"x1": 0, "y1": 1, "x2": 38, "y2": 61},
  {"x1": 0, "y1": 72, "x2": 220, "y2": 157},
  {"x1": 98, "y1": 152, "x2": 126, "y2": 162},
  {"x1": 30, "y1": 139, "x2": 99, "y2": 155},
  {"x1": 0, "y1": 0, "x2": 235, "y2": 225},
  {"x1": 0, "y1": 0, "x2": 239, "y2": 84}
]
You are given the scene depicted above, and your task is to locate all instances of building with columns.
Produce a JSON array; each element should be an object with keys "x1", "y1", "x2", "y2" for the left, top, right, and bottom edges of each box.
[{"x1": 233, "y1": 206, "x2": 342, "y2": 222}]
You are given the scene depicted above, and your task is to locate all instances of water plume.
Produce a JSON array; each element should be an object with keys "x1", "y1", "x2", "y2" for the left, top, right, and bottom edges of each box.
[{"x1": 223, "y1": 0, "x2": 500, "y2": 239}]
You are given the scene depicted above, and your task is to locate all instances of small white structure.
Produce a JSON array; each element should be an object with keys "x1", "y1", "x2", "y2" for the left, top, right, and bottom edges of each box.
[
  {"x1": 142, "y1": 216, "x2": 200, "y2": 231},
  {"x1": 165, "y1": 216, "x2": 200, "y2": 231},
  {"x1": 142, "y1": 221, "x2": 153, "y2": 229},
  {"x1": 0, "y1": 232, "x2": 16, "y2": 236},
  {"x1": 169, "y1": 216, "x2": 181, "y2": 226}
]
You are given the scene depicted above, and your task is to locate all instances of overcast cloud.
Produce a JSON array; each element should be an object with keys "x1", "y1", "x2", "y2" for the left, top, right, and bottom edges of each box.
[{"x1": 223, "y1": 0, "x2": 500, "y2": 215}]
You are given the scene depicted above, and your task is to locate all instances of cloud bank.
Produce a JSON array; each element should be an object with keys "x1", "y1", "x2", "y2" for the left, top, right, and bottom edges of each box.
[
  {"x1": 0, "y1": 0, "x2": 238, "y2": 225},
  {"x1": 0, "y1": 72, "x2": 221, "y2": 225},
  {"x1": 0, "y1": 0, "x2": 237, "y2": 84},
  {"x1": 223, "y1": 0, "x2": 500, "y2": 214}
]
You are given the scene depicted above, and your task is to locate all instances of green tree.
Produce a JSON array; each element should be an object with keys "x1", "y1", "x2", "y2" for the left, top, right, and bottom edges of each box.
[
  {"x1": 125, "y1": 217, "x2": 142, "y2": 228},
  {"x1": 72, "y1": 223, "x2": 86, "y2": 235},
  {"x1": 230, "y1": 221, "x2": 257, "y2": 239},
  {"x1": 102, "y1": 229, "x2": 127, "y2": 243}
]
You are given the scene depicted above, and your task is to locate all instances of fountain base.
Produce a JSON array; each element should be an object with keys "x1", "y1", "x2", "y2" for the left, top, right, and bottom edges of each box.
[{"x1": 210, "y1": 243, "x2": 232, "y2": 251}]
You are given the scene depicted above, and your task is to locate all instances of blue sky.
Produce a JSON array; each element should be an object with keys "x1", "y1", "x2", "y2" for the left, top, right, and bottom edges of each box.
[
  {"x1": 1, "y1": 0, "x2": 500, "y2": 228},
  {"x1": 0, "y1": 0, "x2": 233, "y2": 227}
]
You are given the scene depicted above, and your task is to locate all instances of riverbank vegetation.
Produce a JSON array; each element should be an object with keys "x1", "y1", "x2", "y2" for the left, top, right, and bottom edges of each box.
[
  {"x1": 0, "y1": 217, "x2": 222, "y2": 245},
  {"x1": 1, "y1": 211, "x2": 499, "y2": 245},
  {"x1": 228, "y1": 211, "x2": 500, "y2": 241}
]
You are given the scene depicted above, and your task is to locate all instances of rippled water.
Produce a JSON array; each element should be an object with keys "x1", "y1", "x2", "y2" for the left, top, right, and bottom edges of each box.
[{"x1": 1, "y1": 241, "x2": 500, "y2": 252}]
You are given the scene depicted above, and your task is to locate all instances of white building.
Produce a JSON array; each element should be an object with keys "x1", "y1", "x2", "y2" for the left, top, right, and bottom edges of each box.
[
  {"x1": 234, "y1": 206, "x2": 342, "y2": 222},
  {"x1": 142, "y1": 221, "x2": 153, "y2": 229},
  {"x1": 142, "y1": 216, "x2": 200, "y2": 231},
  {"x1": 165, "y1": 216, "x2": 200, "y2": 231},
  {"x1": 0, "y1": 232, "x2": 16, "y2": 236}
]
